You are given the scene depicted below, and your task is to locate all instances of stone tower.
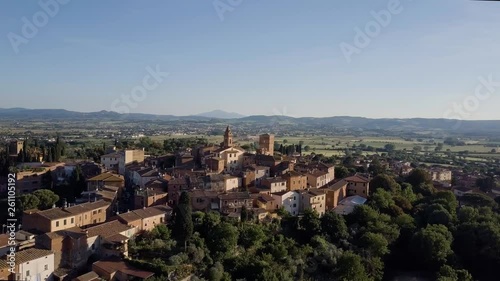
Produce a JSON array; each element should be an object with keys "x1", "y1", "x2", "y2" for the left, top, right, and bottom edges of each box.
[
  {"x1": 223, "y1": 126, "x2": 233, "y2": 148},
  {"x1": 259, "y1": 134, "x2": 275, "y2": 155}
]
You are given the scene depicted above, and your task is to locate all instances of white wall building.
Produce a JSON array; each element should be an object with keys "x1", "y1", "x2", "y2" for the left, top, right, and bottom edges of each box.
[
  {"x1": 272, "y1": 191, "x2": 300, "y2": 216},
  {"x1": 15, "y1": 249, "x2": 55, "y2": 281},
  {"x1": 223, "y1": 176, "x2": 242, "y2": 192}
]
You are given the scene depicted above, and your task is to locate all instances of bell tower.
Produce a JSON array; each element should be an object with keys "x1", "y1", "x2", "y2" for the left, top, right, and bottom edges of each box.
[{"x1": 223, "y1": 126, "x2": 233, "y2": 148}]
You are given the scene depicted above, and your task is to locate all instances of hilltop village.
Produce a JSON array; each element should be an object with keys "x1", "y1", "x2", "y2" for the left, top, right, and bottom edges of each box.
[{"x1": 0, "y1": 126, "x2": 499, "y2": 281}]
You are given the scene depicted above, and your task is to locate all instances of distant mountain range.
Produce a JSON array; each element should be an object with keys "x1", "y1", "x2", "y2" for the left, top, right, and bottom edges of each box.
[
  {"x1": 1, "y1": 108, "x2": 500, "y2": 135},
  {"x1": 195, "y1": 110, "x2": 246, "y2": 119}
]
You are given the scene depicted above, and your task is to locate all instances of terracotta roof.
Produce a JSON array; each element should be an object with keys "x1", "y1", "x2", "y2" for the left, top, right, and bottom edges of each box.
[
  {"x1": 307, "y1": 170, "x2": 329, "y2": 178},
  {"x1": 36, "y1": 208, "x2": 74, "y2": 220},
  {"x1": 101, "y1": 152, "x2": 122, "y2": 158},
  {"x1": 85, "y1": 221, "x2": 133, "y2": 239},
  {"x1": 304, "y1": 188, "x2": 325, "y2": 197},
  {"x1": 73, "y1": 271, "x2": 100, "y2": 281},
  {"x1": 88, "y1": 172, "x2": 124, "y2": 182},
  {"x1": 117, "y1": 212, "x2": 142, "y2": 223},
  {"x1": 136, "y1": 168, "x2": 160, "y2": 177},
  {"x1": 271, "y1": 191, "x2": 291, "y2": 197},
  {"x1": 190, "y1": 189, "x2": 219, "y2": 199},
  {"x1": 0, "y1": 248, "x2": 53, "y2": 267},
  {"x1": 263, "y1": 177, "x2": 286, "y2": 184},
  {"x1": 168, "y1": 178, "x2": 188, "y2": 185},
  {"x1": 93, "y1": 259, "x2": 154, "y2": 279},
  {"x1": 219, "y1": 192, "x2": 251, "y2": 200},
  {"x1": 325, "y1": 180, "x2": 348, "y2": 191},
  {"x1": 283, "y1": 171, "x2": 304, "y2": 177},
  {"x1": 105, "y1": 233, "x2": 129, "y2": 244},
  {"x1": 344, "y1": 175, "x2": 370, "y2": 183},
  {"x1": 145, "y1": 179, "x2": 167, "y2": 189},
  {"x1": 118, "y1": 206, "x2": 171, "y2": 223},
  {"x1": 208, "y1": 157, "x2": 224, "y2": 161},
  {"x1": 65, "y1": 200, "x2": 110, "y2": 215},
  {"x1": 256, "y1": 194, "x2": 275, "y2": 203}
]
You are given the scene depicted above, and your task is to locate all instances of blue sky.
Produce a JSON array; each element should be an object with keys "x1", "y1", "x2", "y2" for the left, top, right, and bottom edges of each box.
[{"x1": 1, "y1": 0, "x2": 500, "y2": 119}]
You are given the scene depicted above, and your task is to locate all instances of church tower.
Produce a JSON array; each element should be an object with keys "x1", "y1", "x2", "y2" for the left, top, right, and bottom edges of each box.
[{"x1": 223, "y1": 126, "x2": 233, "y2": 148}]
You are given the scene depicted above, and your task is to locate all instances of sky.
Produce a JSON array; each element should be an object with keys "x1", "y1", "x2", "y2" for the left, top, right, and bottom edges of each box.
[{"x1": 1, "y1": 0, "x2": 500, "y2": 119}]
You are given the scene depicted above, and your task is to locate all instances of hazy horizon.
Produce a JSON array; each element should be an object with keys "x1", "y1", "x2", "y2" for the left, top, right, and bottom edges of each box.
[{"x1": 1, "y1": 1, "x2": 500, "y2": 119}]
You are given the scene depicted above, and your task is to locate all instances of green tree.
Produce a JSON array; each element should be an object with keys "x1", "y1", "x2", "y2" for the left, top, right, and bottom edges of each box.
[
  {"x1": 460, "y1": 193, "x2": 497, "y2": 208},
  {"x1": 207, "y1": 222, "x2": 239, "y2": 260},
  {"x1": 359, "y1": 232, "x2": 390, "y2": 257},
  {"x1": 335, "y1": 166, "x2": 350, "y2": 179},
  {"x1": 410, "y1": 224, "x2": 453, "y2": 267},
  {"x1": 436, "y1": 265, "x2": 473, "y2": 281},
  {"x1": 239, "y1": 223, "x2": 266, "y2": 249},
  {"x1": 207, "y1": 262, "x2": 231, "y2": 281},
  {"x1": 384, "y1": 143, "x2": 396, "y2": 152},
  {"x1": 370, "y1": 174, "x2": 401, "y2": 193},
  {"x1": 148, "y1": 224, "x2": 171, "y2": 240},
  {"x1": 406, "y1": 168, "x2": 433, "y2": 189},
  {"x1": 476, "y1": 176, "x2": 496, "y2": 193},
  {"x1": 300, "y1": 209, "x2": 321, "y2": 241},
  {"x1": 336, "y1": 252, "x2": 370, "y2": 281},
  {"x1": 240, "y1": 205, "x2": 250, "y2": 222},
  {"x1": 173, "y1": 192, "x2": 194, "y2": 244},
  {"x1": 69, "y1": 165, "x2": 86, "y2": 199},
  {"x1": 33, "y1": 189, "x2": 59, "y2": 210},
  {"x1": 320, "y1": 211, "x2": 348, "y2": 242},
  {"x1": 20, "y1": 194, "x2": 40, "y2": 211}
]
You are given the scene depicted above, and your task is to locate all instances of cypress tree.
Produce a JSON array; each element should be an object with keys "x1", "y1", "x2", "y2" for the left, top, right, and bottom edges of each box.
[{"x1": 173, "y1": 192, "x2": 193, "y2": 244}]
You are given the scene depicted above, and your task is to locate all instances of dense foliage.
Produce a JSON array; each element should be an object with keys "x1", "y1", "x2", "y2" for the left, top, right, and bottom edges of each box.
[{"x1": 127, "y1": 169, "x2": 500, "y2": 281}]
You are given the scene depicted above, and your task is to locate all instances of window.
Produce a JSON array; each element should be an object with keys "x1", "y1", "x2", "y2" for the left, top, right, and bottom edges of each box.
[
  {"x1": 64, "y1": 219, "x2": 67, "y2": 225},
  {"x1": 71, "y1": 218, "x2": 74, "y2": 224},
  {"x1": 93, "y1": 210, "x2": 97, "y2": 215},
  {"x1": 26, "y1": 271, "x2": 30, "y2": 276},
  {"x1": 44, "y1": 265, "x2": 48, "y2": 270},
  {"x1": 98, "y1": 209, "x2": 102, "y2": 213}
]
